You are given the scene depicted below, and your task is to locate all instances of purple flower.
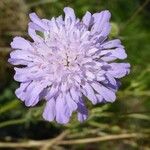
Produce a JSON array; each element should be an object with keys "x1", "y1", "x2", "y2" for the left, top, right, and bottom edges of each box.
[{"x1": 8, "y1": 7, "x2": 130, "y2": 124}]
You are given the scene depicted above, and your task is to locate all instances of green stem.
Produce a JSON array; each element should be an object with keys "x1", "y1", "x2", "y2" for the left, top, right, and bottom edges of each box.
[
  {"x1": 27, "y1": 0, "x2": 57, "y2": 8},
  {"x1": 118, "y1": 91, "x2": 150, "y2": 97},
  {"x1": 0, "y1": 118, "x2": 26, "y2": 128},
  {"x1": 121, "y1": 0, "x2": 150, "y2": 31},
  {"x1": 0, "y1": 100, "x2": 20, "y2": 114}
]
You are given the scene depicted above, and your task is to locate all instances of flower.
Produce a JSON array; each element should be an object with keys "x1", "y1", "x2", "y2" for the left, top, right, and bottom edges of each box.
[{"x1": 8, "y1": 7, "x2": 130, "y2": 124}]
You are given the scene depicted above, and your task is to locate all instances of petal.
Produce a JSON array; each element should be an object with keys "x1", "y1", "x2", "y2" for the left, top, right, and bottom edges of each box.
[
  {"x1": 65, "y1": 92, "x2": 77, "y2": 112},
  {"x1": 91, "y1": 10, "x2": 111, "y2": 36},
  {"x1": 100, "y1": 48, "x2": 127, "y2": 61},
  {"x1": 101, "y1": 39, "x2": 123, "y2": 49},
  {"x1": 82, "y1": 82, "x2": 97, "y2": 104},
  {"x1": 56, "y1": 15, "x2": 64, "y2": 26},
  {"x1": 73, "y1": 74, "x2": 81, "y2": 83},
  {"x1": 10, "y1": 50, "x2": 34, "y2": 61},
  {"x1": 100, "y1": 22, "x2": 111, "y2": 37},
  {"x1": 50, "y1": 17, "x2": 59, "y2": 33},
  {"x1": 8, "y1": 58, "x2": 30, "y2": 66},
  {"x1": 86, "y1": 48, "x2": 99, "y2": 55},
  {"x1": 60, "y1": 82, "x2": 68, "y2": 92},
  {"x1": 10, "y1": 37, "x2": 33, "y2": 50},
  {"x1": 15, "y1": 81, "x2": 48, "y2": 106},
  {"x1": 70, "y1": 87, "x2": 80, "y2": 102},
  {"x1": 101, "y1": 80, "x2": 120, "y2": 92},
  {"x1": 28, "y1": 22, "x2": 44, "y2": 32},
  {"x1": 95, "y1": 94, "x2": 103, "y2": 103},
  {"x1": 15, "y1": 82, "x2": 30, "y2": 102},
  {"x1": 45, "y1": 85, "x2": 59, "y2": 100},
  {"x1": 29, "y1": 13, "x2": 49, "y2": 30},
  {"x1": 14, "y1": 66, "x2": 44, "y2": 82},
  {"x1": 43, "y1": 98, "x2": 56, "y2": 121},
  {"x1": 108, "y1": 63, "x2": 130, "y2": 78},
  {"x1": 91, "y1": 82, "x2": 116, "y2": 102},
  {"x1": 64, "y1": 7, "x2": 76, "y2": 25},
  {"x1": 85, "y1": 70, "x2": 96, "y2": 80},
  {"x1": 105, "y1": 74, "x2": 117, "y2": 86},
  {"x1": 77, "y1": 98, "x2": 88, "y2": 122},
  {"x1": 28, "y1": 27, "x2": 43, "y2": 42},
  {"x1": 82, "y1": 11, "x2": 92, "y2": 27},
  {"x1": 56, "y1": 94, "x2": 70, "y2": 124}
]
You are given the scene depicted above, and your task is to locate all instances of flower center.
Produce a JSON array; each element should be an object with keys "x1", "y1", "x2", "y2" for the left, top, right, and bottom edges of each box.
[{"x1": 61, "y1": 51, "x2": 78, "y2": 68}]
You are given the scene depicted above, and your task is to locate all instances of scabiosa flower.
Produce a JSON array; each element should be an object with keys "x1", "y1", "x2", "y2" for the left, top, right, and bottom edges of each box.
[{"x1": 8, "y1": 7, "x2": 130, "y2": 124}]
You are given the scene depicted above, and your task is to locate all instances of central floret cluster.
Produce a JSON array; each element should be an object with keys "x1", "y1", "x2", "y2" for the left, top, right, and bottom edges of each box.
[{"x1": 9, "y1": 7, "x2": 130, "y2": 124}]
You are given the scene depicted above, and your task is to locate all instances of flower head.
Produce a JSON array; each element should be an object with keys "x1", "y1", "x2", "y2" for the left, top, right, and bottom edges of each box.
[{"x1": 9, "y1": 7, "x2": 130, "y2": 124}]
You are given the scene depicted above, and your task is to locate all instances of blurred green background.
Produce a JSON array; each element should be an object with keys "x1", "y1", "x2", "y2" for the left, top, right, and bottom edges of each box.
[{"x1": 0, "y1": 0, "x2": 150, "y2": 149}]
